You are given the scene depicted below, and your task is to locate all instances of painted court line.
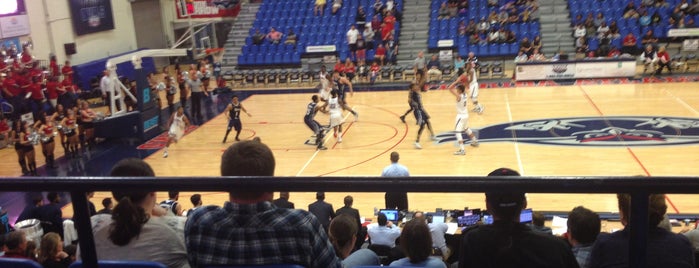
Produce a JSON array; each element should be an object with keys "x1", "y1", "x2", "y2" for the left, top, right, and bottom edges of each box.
[
  {"x1": 505, "y1": 94, "x2": 525, "y2": 175},
  {"x1": 663, "y1": 88, "x2": 699, "y2": 116},
  {"x1": 296, "y1": 107, "x2": 356, "y2": 176}
]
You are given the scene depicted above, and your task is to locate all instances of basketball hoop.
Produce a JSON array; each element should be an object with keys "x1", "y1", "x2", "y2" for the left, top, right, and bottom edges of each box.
[{"x1": 205, "y1": 48, "x2": 224, "y2": 56}]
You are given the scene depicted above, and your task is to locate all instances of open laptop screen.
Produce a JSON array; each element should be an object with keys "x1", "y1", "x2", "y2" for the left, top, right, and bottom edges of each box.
[
  {"x1": 520, "y1": 208, "x2": 533, "y2": 223},
  {"x1": 457, "y1": 214, "x2": 481, "y2": 227},
  {"x1": 379, "y1": 209, "x2": 399, "y2": 222}
]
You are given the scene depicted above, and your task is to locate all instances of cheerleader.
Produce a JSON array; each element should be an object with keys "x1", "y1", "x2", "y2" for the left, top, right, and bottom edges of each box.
[
  {"x1": 10, "y1": 121, "x2": 29, "y2": 175},
  {"x1": 61, "y1": 109, "x2": 80, "y2": 158},
  {"x1": 16, "y1": 121, "x2": 37, "y2": 175},
  {"x1": 78, "y1": 100, "x2": 97, "y2": 149},
  {"x1": 163, "y1": 106, "x2": 190, "y2": 158},
  {"x1": 34, "y1": 114, "x2": 57, "y2": 168},
  {"x1": 51, "y1": 104, "x2": 68, "y2": 155}
]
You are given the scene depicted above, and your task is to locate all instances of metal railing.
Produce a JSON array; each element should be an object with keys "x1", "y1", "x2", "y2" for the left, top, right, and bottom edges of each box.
[{"x1": 2, "y1": 175, "x2": 699, "y2": 267}]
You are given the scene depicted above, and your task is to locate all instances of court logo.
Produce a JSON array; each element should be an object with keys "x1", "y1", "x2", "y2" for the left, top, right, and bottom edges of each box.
[
  {"x1": 435, "y1": 116, "x2": 699, "y2": 147},
  {"x1": 552, "y1": 65, "x2": 568, "y2": 73}
]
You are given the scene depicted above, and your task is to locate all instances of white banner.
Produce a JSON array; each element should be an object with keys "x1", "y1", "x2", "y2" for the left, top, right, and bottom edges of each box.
[
  {"x1": 668, "y1": 28, "x2": 699, "y2": 37},
  {"x1": 0, "y1": 14, "x2": 30, "y2": 38},
  {"x1": 516, "y1": 60, "x2": 636, "y2": 81},
  {"x1": 306, "y1": 45, "x2": 336, "y2": 53}
]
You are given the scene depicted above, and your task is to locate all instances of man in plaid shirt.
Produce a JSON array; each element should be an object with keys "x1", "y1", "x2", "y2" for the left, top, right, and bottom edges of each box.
[{"x1": 185, "y1": 140, "x2": 342, "y2": 268}]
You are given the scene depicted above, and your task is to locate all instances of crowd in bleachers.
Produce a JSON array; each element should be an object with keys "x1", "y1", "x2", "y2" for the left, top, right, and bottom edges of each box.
[
  {"x1": 3, "y1": 148, "x2": 699, "y2": 268},
  {"x1": 429, "y1": 0, "x2": 541, "y2": 58},
  {"x1": 239, "y1": 0, "x2": 403, "y2": 67}
]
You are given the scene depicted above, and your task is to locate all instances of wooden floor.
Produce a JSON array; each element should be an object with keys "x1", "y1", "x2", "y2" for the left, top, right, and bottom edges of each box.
[{"x1": 4, "y1": 81, "x2": 699, "y2": 220}]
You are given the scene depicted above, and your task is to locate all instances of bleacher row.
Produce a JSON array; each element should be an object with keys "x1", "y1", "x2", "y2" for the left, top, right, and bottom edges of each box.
[
  {"x1": 569, "y1": 0, "x2": 699, "y2": 52},
  {"x1": 238, "y1": 0, "x2": 403, "y2": 66},
  {"x1": 428, "y1": 0, "x2": 541, "y2": 57}
]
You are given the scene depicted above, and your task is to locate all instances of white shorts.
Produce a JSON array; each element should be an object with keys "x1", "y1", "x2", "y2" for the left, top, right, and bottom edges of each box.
[
  {"x1": 454, "y1": 114, "x2": 470, "y2": 133},
  {"x1": 329, "y1": 112, "x2": 344, "y2": 127},
  {"x1": 469, "y1": 83, "x2": 479, "y2": 101},
  {"x1": 169, "y1": 126, "x2": 184, "y2": 141},
  {"x1": 320, "y1": 89, "x2": 331, "y2": 101}
]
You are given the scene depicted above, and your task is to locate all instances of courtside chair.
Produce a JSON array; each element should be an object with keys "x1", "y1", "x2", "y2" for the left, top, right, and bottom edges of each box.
[
  {"x1": 0, "y1": 258, "x2": 43, "y2": 268},
  {"x1": 69, "y1": 261, "x2": 166, "y2": 268}
]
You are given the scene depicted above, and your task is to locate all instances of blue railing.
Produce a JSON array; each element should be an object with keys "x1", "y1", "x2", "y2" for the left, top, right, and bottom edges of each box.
[{"x1": 2, "y1": 176, "x2": 698, "y2": 267}]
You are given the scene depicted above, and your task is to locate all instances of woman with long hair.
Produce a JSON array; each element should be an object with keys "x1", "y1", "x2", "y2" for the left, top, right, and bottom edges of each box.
[
  {"x1": 88, "y1": 158, "x2": 189, "y2": 268},
  {"x1": 38, "y1": 232, "x2": 72, "y2": 268},
  {"x1": 35, "y1": 113, "x2": 57, "y2": 168},
  {"x1": 60, "y1": 109, "x2": 80, "y2": 158},
  {"x1": 16, "y1": 120, "x2": 37, "y2": 175},
  {"x1": 78, "y1": 100, "x2": 97, "y2": 150},
  {"x1": 10, "y1": 120, "x2": 30, "y2": 175},
  {"x1": 51, "y1": 103, "x2": 68, "y2": 155}
]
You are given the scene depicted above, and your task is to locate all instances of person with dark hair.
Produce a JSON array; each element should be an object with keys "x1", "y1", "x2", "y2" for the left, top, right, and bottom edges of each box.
[
  {"x1": 2, "y1": 231, "x2": 28, "y2": 259},
  {"x1": 304, "y1": 95, "x2": 328, "y2": 150},
  {"x1": 160, "y1": 191, "x2": 183, "y2": 216},
  {"x1": 390, "y1": 219, "x2": 446, "y2": 267},
  {"x1": 16, "y1": 193, "x2": 43, "y2": 224},
  {"x1": 368, "y1": 213, "x2": 401, "y2": 248},
  {"x1": 414, "y1": 211, "x2": 450, "y2": 260},
  {"x1": 96, "y1": 198, "x2": 112, "y2": 214},
  {"x1": 329, "y1": 214, "x2": 380, "y2": 267},
  {"x1": 272, "y1": 192, "x2": 294, "y2": 209},
  {"x1": 381, "y1": 151, "x2": 409, "y2": 211},
  {"x1": 409, "y1": 82, "x2": 435, "y2": 149},
  {"x1": 183, "y1": 194, "x2": 203, "y2": 217},
  {"x1": 221, "y1": 95, "x2": 251, "y2": 143},
  {"x1": 566, "y1": 206, "x2": 600, "y2": 268},
  {"x1": 336, "y1": 195, "x2": 366, "y2": 250},
  {"x1": 309, "y1": 191, "x2": 336, "y2": 232},
  {"x1": 163, "y1": 105, "x2": 190, "y2": 158},
  {"x1": 38, "y1": 232, "x2": 71, "y2": 268},
  {"x1": 530, "y1": 211, "x2": 552, "y2": 235},
  {"x1": 36, "y1": 192, "x2": 64, "y2": 239},
  {"x1": 87, "y1": 158, "x2": 190, "y2": 268},
  {"x1": 588, "y1": 194, "x2": 694, "y2": 267},
  {"x1": 185, "y1": 140, "x2": 341, "y2": 267},
  {"x1": 458, "y1": 168, "x2": 579, "y2": 268}
]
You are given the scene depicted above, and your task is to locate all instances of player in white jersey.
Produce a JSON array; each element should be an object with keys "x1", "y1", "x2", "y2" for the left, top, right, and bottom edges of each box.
[
  {"x1": 327, "y1": 90, "x2": 345, "y2": 143},
  {"x1": 467, "y1": 64, "x2": 484, "y2": 114},
  {"x1": 449, "y1": 84, "x2": 479, "y2": 155},
  {"x1": 164, "y1": 105, "x2": 190, "y2": 158},
  {"x1": 319, "y1": 74, "x2": 333, "y2": 103}
]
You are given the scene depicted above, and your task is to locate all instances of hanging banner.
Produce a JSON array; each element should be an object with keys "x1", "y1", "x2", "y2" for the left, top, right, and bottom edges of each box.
[
  {"x1": 0, "y1": 15, "x2": 30, "y2": 38},
  {"x1": 69, "y1": 0, "x2": 115, "y2": 36},
  {"x1": 175, "y1": 0, "x2": 241, "y2": 19}
]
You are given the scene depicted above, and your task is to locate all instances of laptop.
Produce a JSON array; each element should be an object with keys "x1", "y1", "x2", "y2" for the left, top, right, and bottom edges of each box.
[
  {"x1": 378, "y1": 209, "x2": 400, "y2": 223},
  {"x1": 519, "y1": 208, "x2": 533, "y2": 223},
  {"x1": 427, "y1": 212, "x2": 446, "y2": 224},
  {"x1": 457, "y1": 214, "x2": 481, "y2": 227}
]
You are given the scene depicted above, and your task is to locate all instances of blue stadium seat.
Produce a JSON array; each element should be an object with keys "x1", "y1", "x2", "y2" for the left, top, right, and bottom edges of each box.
[
  {"x1": 202, "y1": 265, "x2": 305, "y2": 268},
  {"x1": 0, "y1": 258, "x2": 43, "y2": 268}
]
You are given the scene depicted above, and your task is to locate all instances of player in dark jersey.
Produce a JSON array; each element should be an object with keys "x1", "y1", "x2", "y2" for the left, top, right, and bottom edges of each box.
[
  {"x1": 331, "y1": 72, "x2": 359, "y2": 121},
  {"x1": 304, "y1": 95, "x2": 328, "y2": 150},
  {"x1": 410, "y1": 82, "x2": 435, "y2": 149},
  {"x1": 222, "y1": 95, "x2": 251, "y2": 143}
]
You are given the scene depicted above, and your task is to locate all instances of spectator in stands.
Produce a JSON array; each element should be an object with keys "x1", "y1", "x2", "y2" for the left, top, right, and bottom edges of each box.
[
  {"x1": 589, "y1": 194, "x2": 694, "y2": 267},
  {"x1": 650, "y1": 12, "x2": 662, "y2": 25},
  {"x1": 414, "y1": 212, "x2": 450, "y2": 261},
  {"x1": 375, "y1": 44, "x2": 386, "y2": 66},
  {"x1": 413, "y1": 51, "x2": 427, "y2": 83},
  {"x1": 593, "y1": 12, "x2": 605, "y2": 27},
  {"x1": 641, "y1": 29, "x2": 659, "y2": 49},
  {"x1": 426, "y1": 54, "x2": 442, "y2": 82},
  {"x1": 477, "y1": 17, "x2": 490, "y2": 34},
  {"x1": 438, "y1": 2, "x2": 450, "y2": 19},
  {"x1": 96, "y1": 198, "x2": 112, "y2": 214},
  {"x1": 447, "y1": 2, "x2": 459, "y2": 18},
  {"x1": 573, "y1": 14, "x2": 584, "y2": 26},
  {"x1": 454, "y1": 56, "x2": 465, "y2": 76},
  {"x1": 284, "y1": 29, "x2": 297, "y2": 45},
  {"x1": 383, "y1": 10, "x2": 397, "y2": 33},
  {"x1": 469, "y1": 32, "x2": 482, "y2": 45},
  {"x1": 487, "y1": 10, "x2": 499, "y2": 26},
  {"x1": 504, "y1": 29, "x2": 517, "y2": 43},
  {"x1": 390, "y1": 219, "x2": 446, "y2": 268},
  {"x1": 266, "y1": 27, "x2": 282, "y2": 44},
  {"x1": 573, "y1": 23, "x2": 586, "y2": 40},
  {"x1": 486, "y1": 28, "x2": 500, "y2": 44},
  {"x1": 335, "y1": 195, "x2": 366, "y2": 250},
  {"x1": 369, "y1": 61, "x2": 381, "y2": 85},
  {"x1": 309, "y1": 192, "x2": 336, "y2": 232},
  {"x1": 371, "y1": 16, "x2": 382, "y2": 37},
  {"x1": 532, "y1": 35, "x2": 542, "y2": 51},
  {"x1": 520, "y1": 37, "x2": 533, "y2": 56},
  {"x1": 497, "y1": 9, "x2": 509, "y2": 25},
  {"x1": 252, "y1": 29, "x2": 265, "y2": 45},
  {"x1": 530, "y1": 211, "x2": 552, "y2": 235},
  {"x1": 333, "y1": 58, "x2": 345, "y2": 75},
  {"x1": 363, "y1": 24, "x2": 375, "y2": 49},
  {"x1": 91, "y1": 158, "x2": 189, "y2": 268},
  {"x1": 2, "y1": 231, "x2": 29, "y2": 259},
  {"x1": 372, "y1": 0, "x2": 383, "y2": 14},
  {"x1": 272, "y1": 192, "x2": 294, "y2": 209},
  {"x1": 487, "y1": 0, "x2": 499, "y2": 8},
  {"x1": 530, "y1": 48, "x2": 547, "y2": 61},
  {"x1": 623, "y1": 2, "x2": 640, "y2": 18},
  {"x1": 575, "y1": 37, "x2": 588, "y2": 58},
  {"x1": 566, "y1": 206, "x2": 600, "y2": 268},
  {"x1": 38, "y1": 232, "x2": 72, "y2": 268},
  {"x1": 621, "y1": 33, "x2": 638, "y2": 55},
  {"x1": 596, "y1": 21, "x2": 610, "y2": 38},
  {"x1": 458, "y1": 168, "x2": 579, "y2": 268},
  {"x1": 464, "y1": 19, "x2": 477, "y2": 36},
  {"x1": 655, "y1": 46, "x2": 673, "y2": 75},
  {"x1": 186, "y1": 141, "x2": 342, "y2": 267},
  {"x1": 385, "y1": 33, "x2": 398, "y2": 65},
  {"x1": 458, "y1": 21, "x2": 467, "y2": 36},
  {"x1": 328, "y1": 214, "x2": 380, "y2": 267},
  {"x1": 314, "y1": 0, "x2": 326, "y2": 16},
  {"x1": 347, "y1": 25, "x2": 360, "y2": 60},
  {"x1": 61, "y1": 61, "x2": 73, "y2": 84},
  {"x1": 356, "y1": 6, "x2": 367, "y2": 26},
  {"x1": 344, "y1": 58, "x2": 357, "y2": 82},
  {"x1": 331, "y1": 0, "x2": 342, "y2": 14},
  {"x1": 357, "y1": 60, "x2": 368, "y2": 83},
  {"x1": 36, "y1": 192, "x2": 64, "y2": 239},
  {"x1": 640, "y1": 10, "x2": 652, "y2": 27},
  {"x1": 607, "y1": 46, "x2": 621, "y2": 58}
]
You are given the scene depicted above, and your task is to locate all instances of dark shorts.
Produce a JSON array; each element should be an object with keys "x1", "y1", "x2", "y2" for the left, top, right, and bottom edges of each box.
[
  {"x1": 416, "y1": 69, "x2": 425, "y2": 76},
  {"x1": 42, "y1": 137, "x2": 55, "y2": 144},
  {"x1": 227, "y1": 119, "x2": 242, "y2": 131},
  {"x1": 349, "y1": 43, "x2": 358, "y2": 52}
]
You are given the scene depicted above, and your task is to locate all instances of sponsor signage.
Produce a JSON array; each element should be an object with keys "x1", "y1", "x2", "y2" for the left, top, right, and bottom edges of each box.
[
  {"x1": 176, "y1": 0, "x2": 240, "y2": 19},
  {"x1": 438, "y1": 40, "x2": 454, "y2": 47},
  {"x1": 306, "y1": 45, "x2": 337, "y2": 53},
  {"x1": 516, "y1": 60, "x2": 636, "y2": 81},
  {"x1": 668, "y1": 28, "x2": 699, "y2": 37},
  {"x1": 435, "y1": 116, "x2": 699, "y2": 147},
  {"x1": 68, "y1": 0, "x2": 115, "y2": 36},
  {"x1": 0, "y1": 14, "x2": 29, "y2": 38}
]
